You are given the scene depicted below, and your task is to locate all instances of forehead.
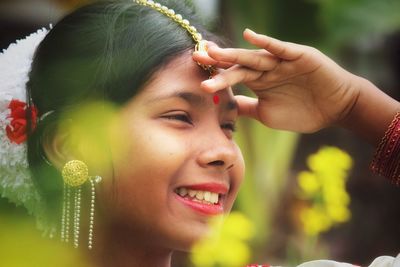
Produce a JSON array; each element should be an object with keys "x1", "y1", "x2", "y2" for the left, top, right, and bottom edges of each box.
[
  {"x1": 146, "y1": 52, "x2": 208, "y2": 92},
  {"x1": 142, "y1": 52, "x2": 233, "y2": 98},
  {"x1": 128, "y1": 51, "x2": 236, "y2": 110}
]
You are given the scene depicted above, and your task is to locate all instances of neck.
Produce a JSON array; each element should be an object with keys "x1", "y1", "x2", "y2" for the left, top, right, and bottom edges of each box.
[{"x1": 87, "y1": 223, "x2": 173, "y2": 267}]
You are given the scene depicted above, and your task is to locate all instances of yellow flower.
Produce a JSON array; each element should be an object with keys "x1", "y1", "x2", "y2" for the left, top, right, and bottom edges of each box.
[
  {"x1": 220, "y1": 212, "x2": 255, "y2": 240},
  {"x1": 326, "y1": 204, "x2": 351, "y2": 223},
  {"x1": 191, "y1": 212, "x2": 254, "y2": 267},
  {"x1": 323, "y1": 186, "x2": 350, "y2": 206},
  {"x1": 296, "y1": 146, "x2": 353, "y2": 236},
  {"x1": 307, "y1": 146, "x2": 352, "y2": 174},
  {"x1": 300, "y1": 206, "x2": 332, "y2": 236},
  {"x1": 298, "y1": 171, "x2": 321, "y2": 196}
]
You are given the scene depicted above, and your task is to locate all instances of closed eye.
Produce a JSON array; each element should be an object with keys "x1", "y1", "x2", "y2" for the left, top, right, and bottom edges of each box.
[{"x1": 162, "y1": 113, "x2": 193, "y2": 125}]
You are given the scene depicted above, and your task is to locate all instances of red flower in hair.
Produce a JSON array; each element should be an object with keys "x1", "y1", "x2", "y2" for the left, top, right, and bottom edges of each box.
[{"x1": 5, "y1": 99, "x2": 38, "y2": 144}]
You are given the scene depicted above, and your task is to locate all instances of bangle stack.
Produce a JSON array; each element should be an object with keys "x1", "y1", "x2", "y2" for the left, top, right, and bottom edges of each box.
[{"x1": 370, "y1": 112, "x2": 400, "y2": 185}]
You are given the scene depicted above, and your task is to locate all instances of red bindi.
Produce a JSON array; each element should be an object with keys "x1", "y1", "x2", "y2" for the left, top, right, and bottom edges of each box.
[{"x1": 213, "y1": 95, "x2": 220, "y2": 105}]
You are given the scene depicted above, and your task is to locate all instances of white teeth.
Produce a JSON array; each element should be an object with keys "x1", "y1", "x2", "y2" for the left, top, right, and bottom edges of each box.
[
  {"x1": 176, "y1": 187, "x2": 220, "y2": 204},
  {"x1": 178, "y1": 187, "x2": 187, "y2": 197},
  {"x1": 195, "y1": 191, "x2": 204, "y2": 200},
  {"x1": 211, "y1": 192, "x2": 218, "y2": 203},
  {"x1": 204, "y1": 191, "x2": 211, "y2": 202},
  {"x1": 188, "y1": 190, "x2": 196, "y2": 197}
]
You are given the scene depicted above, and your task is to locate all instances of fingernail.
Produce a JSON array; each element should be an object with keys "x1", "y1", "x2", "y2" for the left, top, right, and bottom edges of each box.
[
  {"x1": 206, "y1": 42, "x2": 218, "y2": 48},
  {"x1": 244, "y1": 28, "x2": 256, "y2": 35},
  {"x1": 192, "y1": 51, "x2": 206, "y2": 57},
  {"x1": 202, "y1": 78, "x2": 216, "y2": 87}
]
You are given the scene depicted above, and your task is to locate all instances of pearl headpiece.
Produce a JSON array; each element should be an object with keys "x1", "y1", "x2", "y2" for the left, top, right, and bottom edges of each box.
[{"x1": 135, "y1": 0, "x2": 215, "y2": 74}]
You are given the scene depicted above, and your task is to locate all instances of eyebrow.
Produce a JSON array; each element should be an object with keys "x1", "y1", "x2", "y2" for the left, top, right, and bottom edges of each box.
[{"x1": 148, "y1": 90, "x2": 237, "y2": 111}]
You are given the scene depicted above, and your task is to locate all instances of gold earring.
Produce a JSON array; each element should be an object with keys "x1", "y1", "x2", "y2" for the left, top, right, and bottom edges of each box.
[{"x1": 61, "y1": 160, "x2": 102, "y2": 249}]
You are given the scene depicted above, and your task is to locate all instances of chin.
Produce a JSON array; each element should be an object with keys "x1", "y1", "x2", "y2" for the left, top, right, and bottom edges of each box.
[{"x1": 167, "y1": 222, "x2": 213, "y2": 252}]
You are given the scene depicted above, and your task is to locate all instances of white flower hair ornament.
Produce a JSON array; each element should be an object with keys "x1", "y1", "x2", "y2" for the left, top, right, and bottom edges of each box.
[{"x1": 0, "y1": 28, "x2": 53, "y2": 236}]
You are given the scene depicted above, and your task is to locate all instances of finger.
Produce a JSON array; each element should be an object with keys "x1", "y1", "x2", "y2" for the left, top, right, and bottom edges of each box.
[
  {"x1": 207, "y1": 46, "x2": 280, "y2": 71},
  {"x1": 193, "y1": 41, "x2": 234, "y2": 69},
  {"x1": 192, "y1": 51, "x2": 218, "y2": 65},
  {"x1": 243, "y1": 28, "x2": 302, "y2": 61},
  {"x1": 205, "y1": 41, "x2": 220, "y2": 49},
  {"x1": 192, "y1": 51, "x2": 234, "y2": 69},
  {"x1": 200, "y1": 65, "x2": 263, "y2": 93},
  {"x1": 235, "y1": 95, "x2": 260, "y2": 120}
]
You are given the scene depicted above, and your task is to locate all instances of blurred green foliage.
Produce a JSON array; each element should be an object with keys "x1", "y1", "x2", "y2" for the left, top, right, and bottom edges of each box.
[
  {"x1": 0, "y1": 203, "x2": 86, "y2": 267},
  {"x1": 219, "y1": 0, "x2": 400, "y2": 264},
  {"x1": 313, "y1": 0, "x2": 400, "y2": 52}
]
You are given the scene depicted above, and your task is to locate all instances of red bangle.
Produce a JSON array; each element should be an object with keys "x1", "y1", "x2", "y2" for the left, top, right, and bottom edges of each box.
[{"x1": 370, "y1": 112, "x2": 400, "y2": 185}]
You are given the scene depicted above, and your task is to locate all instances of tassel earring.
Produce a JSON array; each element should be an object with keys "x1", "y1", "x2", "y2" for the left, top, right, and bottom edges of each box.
[{"x1": 60, "y1": 160, "x2": 102, "y2": 249}]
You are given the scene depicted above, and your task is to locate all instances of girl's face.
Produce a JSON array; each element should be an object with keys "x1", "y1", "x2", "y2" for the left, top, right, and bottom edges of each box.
[{"x1": 104, "y1": 52, "x2": 244, "y2": 251}]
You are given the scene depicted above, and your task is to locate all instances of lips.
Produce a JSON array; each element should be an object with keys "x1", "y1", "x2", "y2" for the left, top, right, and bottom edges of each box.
[{"x1": 174, "y1": 183, "x2": 228, "y2": 215}]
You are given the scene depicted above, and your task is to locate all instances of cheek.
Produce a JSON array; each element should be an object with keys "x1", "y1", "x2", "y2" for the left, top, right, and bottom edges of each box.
[
  {"x1": 235, "y1": 145, "x2": 245, "y2": 184},
  {"x1": 120, "y1": 125, "x2": 187, "y2": 179},
  {"x1": 104, "y1": 122, "x2": 188, "y2": 219},
  {"x1": 226, "y1": 144, "x2": 245, "y2": 210}
]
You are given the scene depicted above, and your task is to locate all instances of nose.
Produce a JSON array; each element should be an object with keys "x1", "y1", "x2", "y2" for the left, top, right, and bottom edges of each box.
[{"x1": 196, "y1": 132, "x2": 238, "y2": 172}]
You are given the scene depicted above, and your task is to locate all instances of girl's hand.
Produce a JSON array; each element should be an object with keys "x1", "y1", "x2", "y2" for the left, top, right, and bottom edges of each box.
[{"x1": 193, "y1": 29, "x2": 361, "y2": 133}]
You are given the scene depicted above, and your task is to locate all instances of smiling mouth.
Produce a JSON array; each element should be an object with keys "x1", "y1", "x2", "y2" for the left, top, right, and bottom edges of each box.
[
  {"x1": 174, "y1": 186, "x2": 225, "y2": 215},
  {"x1": 175, "y1": 187, "x2": 220, "y2": 205}
]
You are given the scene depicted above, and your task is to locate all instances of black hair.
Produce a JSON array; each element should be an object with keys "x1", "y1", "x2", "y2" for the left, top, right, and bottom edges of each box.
[{"x1": 26, "y1": 0, "x2": 219, "y2": 228}]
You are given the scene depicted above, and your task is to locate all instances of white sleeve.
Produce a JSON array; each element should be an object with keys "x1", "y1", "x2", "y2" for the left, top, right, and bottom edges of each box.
[
  {"x1": 369, "y1": 255, "x2": 400, "y2": 267},
  {"x1": 287, "y1": 254, "x2": 400, "y2": 267}
]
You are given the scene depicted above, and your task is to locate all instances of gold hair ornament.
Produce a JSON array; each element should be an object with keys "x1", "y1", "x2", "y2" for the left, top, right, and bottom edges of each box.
[
  {"x1": 135, "y1": 0, "x2": 215, "y2": 74},
  {"x1": 61, "y1": 160, "x2": 102, "y2": 249}
]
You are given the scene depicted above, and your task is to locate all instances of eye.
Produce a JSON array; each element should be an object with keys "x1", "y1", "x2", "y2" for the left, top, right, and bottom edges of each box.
[{"x1": 162, "y1": 112, "x2": 193, "y2": 125}]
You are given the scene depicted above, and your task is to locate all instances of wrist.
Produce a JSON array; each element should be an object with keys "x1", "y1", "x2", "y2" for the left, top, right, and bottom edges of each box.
[{"x1": 337, "y1": 75, "x2": 400, "y2": 145}]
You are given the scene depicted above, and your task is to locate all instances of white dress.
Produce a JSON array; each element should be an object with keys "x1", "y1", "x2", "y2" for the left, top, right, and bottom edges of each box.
[{"x1": 292, "y1": 254, "x2": 400, "y2": 267}]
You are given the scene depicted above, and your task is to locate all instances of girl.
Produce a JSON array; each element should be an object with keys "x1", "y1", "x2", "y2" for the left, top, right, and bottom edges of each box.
[
  {"x1": 0, "y1": 0, "x2": 398, "y2": 266},
  {"x1": 2, "y1": 0, "x2": 243, "y2": 266}
]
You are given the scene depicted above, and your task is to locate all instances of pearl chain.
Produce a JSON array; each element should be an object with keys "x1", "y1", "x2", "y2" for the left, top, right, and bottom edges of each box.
[
  {"x1": 88, "y1": 177, "x2": 96, "y2": 249},
  {"x1": 135, "y1": 0, "x2": 202, "y2": 42},
  {"x1": 60, "y1": 185, "x2": 71, "y2": 243},
  {"x1": 61, "y1": 183, "x2": 67, "y2": 242},
  {"x1": 60, "y1": 175, "x2": 101, "y2": 249},
  {"x1": 134, "y1": 0, "x2": 215, "y2": 73},
  {"x1": 73, "y1": 187, "x2": 82, "y2": 248}
]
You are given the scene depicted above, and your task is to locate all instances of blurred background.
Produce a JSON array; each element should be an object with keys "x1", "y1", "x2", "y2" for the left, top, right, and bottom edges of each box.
[{"x1": 1, "y1": 0, "x2": 399, "y2": 266}]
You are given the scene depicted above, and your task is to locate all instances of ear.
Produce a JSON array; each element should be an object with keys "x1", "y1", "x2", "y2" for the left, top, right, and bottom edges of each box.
[
  {"x1": 42, "y1": 117, "x2": 116, "y2": 178},
  {"x1": 42, "y1": 122, "x2": 79, "y2": 171}
]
